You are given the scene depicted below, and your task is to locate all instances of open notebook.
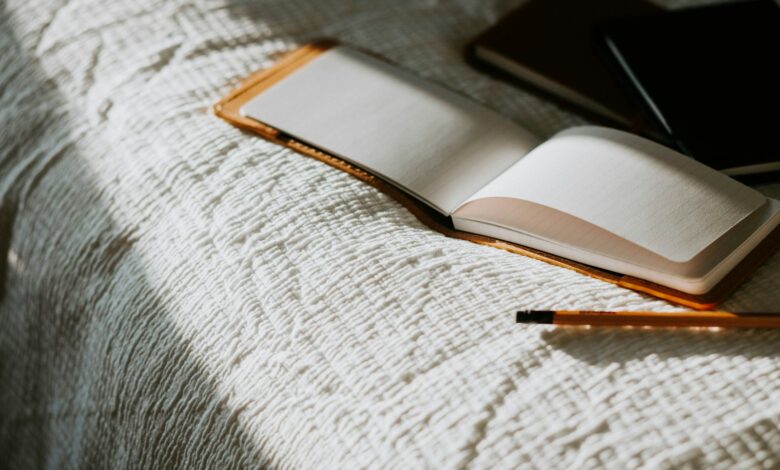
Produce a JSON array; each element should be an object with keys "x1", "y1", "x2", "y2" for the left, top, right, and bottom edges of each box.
[{"x1": 214, "y1": 43, "x2": 780, "y2": 308}]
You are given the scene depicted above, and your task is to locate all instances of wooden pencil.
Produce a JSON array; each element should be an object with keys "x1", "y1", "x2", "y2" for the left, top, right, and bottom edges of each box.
[{"x1": 516, "y1": 310, "x2": 780, "y2": 329}]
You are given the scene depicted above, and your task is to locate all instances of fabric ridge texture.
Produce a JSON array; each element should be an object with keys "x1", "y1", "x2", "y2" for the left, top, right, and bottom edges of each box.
[{"x1": 1, "y1": 0, "x2": 779, "y2": 468}]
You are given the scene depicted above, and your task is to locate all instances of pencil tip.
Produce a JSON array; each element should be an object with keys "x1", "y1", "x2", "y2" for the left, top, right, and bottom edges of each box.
[{"x1": 516, "y1": 310, "x2": 554, "y2": 324}]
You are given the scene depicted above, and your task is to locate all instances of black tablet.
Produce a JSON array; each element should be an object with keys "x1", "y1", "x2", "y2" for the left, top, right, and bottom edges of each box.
[{"x1": 597, "y1": 0, "x2": 780, "y2": 177}]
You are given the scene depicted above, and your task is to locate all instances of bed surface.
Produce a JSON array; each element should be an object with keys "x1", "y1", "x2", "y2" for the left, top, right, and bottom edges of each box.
[{"x1": 2, "y1": 0, "x2": 779, "y2": 468}]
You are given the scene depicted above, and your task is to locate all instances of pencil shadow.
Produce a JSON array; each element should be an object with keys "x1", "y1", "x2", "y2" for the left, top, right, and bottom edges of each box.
[{"x1": 541, "y1": 326, "x2": 780, "y2": 366}]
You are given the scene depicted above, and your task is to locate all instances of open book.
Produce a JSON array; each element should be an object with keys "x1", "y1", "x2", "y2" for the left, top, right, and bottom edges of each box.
[{"x1": 214, "y1": 43, "x2": 780, "y2": 308}]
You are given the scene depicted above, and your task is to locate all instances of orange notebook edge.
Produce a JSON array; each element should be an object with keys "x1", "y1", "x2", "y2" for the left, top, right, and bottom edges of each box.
[{"x1": 212, "y1": 41, "x2": 780, "y2": 310}]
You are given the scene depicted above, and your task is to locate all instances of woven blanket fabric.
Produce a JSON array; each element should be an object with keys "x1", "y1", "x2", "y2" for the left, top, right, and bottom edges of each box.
[{"x1": 1, "y1": 0, "x2": 779, "y2": 468}]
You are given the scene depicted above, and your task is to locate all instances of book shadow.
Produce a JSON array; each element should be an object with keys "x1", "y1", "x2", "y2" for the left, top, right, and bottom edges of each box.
[{"x1": 540, "y1": 326, "x2": 780, "y2": 366}]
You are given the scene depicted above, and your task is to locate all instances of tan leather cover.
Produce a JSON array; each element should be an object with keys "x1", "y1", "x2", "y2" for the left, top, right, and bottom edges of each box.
[{"x1": 212, "y1": 41, "x2": 780, "y2": 310}]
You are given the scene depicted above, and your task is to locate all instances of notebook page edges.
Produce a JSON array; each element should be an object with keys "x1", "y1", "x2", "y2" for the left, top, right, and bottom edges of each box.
[
  {"x1": 459, "y1": 126, "x2": 766, "y2": 263},
  {"x1": 239, "y1": 46, "x2": 540, "y2": 215},
  {"x1": 452, "y1": 198, "x2": 780, "y2": 294}
]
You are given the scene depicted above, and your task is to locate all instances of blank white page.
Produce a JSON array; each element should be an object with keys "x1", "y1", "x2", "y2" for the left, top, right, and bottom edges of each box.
[
  {"x1": 461, "y1": 126, "x2": 766, "y2": 262},
  {"x1": 241, "y1": 46, "x2": 540, "y2": 215}
]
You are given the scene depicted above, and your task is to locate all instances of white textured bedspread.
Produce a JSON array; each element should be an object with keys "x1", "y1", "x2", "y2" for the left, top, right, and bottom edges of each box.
[{"x1": 2, "y1": 0, "x2": 780, "y2": 468}]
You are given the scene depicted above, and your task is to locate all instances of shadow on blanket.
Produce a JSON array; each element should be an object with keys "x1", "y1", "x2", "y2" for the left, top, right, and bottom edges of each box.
[
  {"x1": 541, "y1": 327, "x2": 780, "y2": 367},
  {"x1": 0, "y1": 10, "x2": 268, "y2": 468}
]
